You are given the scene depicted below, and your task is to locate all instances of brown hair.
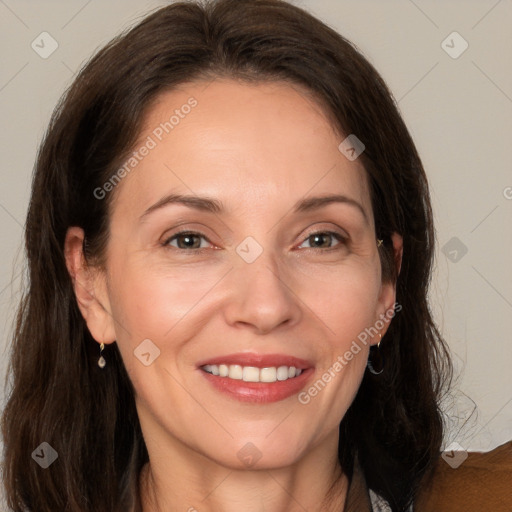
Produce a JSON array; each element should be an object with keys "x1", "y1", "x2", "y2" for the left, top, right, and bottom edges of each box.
[{"x1": 1, "y1": 1, "x2": 453, "y2": 510}]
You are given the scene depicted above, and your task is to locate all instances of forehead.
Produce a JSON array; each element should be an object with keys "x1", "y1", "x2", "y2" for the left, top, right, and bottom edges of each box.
[{"x1": 110, "y1": 79, "x2": 372, "y2": 224}]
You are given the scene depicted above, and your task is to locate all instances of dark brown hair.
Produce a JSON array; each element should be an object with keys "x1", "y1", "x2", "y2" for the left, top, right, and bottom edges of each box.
[{"x1": 2, "y1": 0, "x2": 453, "y2": 510}]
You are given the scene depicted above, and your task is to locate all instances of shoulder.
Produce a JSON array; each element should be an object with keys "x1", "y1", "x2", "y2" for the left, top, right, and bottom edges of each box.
[{"x1": 414, "y1": 440, "x2": 512, "y2": 512}]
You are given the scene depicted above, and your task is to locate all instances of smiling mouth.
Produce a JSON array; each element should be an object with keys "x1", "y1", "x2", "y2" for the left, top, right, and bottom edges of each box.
[
  {"x1": 201, "y1": 364, "x2": 303, "y2": 383},
  {"x1": 196, "y1": 353, "x2": 314, "y2": 402}
]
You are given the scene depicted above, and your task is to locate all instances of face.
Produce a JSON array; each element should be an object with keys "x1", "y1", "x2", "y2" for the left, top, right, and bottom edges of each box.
[{"x1": 69, "y1": 79, "x2": 399, "y2": 470}]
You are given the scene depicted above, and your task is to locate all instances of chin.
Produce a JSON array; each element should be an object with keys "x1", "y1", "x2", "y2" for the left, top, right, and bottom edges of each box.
[{"x1": 201, "y1": 434, "x2": 309, "y2": 471}]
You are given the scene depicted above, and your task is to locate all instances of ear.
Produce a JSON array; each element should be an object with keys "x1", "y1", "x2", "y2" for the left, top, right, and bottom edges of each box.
[
  {"x1": 64, "y1": 226, "x2": 116, "y2": 345},
  {"x1": 374, "y1": 232, "x2": 403, "y2": 344}
]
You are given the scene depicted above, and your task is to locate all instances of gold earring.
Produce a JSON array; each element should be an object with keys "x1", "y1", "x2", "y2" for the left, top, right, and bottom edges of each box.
[
  {"x1": 98, "y1": 342, "x2": 106, "y2": 369},
  {"x1": 377, "y1": 239, "x2": 383, "y2": 247}
]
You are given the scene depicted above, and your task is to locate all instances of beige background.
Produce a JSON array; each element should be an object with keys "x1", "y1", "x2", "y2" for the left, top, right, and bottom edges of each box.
[{"x1": 1, "y1": 0, "x2": 511, "y2": 471}]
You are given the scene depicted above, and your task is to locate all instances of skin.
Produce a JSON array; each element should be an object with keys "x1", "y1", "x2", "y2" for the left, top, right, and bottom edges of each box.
[{"x1": 65, "y1": 79, "x2": 403, "y2": 512}]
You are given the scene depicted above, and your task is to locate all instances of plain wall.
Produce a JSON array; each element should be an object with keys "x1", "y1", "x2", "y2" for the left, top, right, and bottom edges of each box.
[{"x1": 1, "y1": 0, "x2": 511, "y2": 480}]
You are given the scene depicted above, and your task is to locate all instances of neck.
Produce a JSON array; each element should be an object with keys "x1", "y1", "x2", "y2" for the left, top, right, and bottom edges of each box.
[{"x1": 139, "y1": 439, "x2": 349, "y2": 512}]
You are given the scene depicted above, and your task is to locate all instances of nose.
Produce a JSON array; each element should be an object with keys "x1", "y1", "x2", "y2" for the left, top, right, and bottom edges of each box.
[{"x1": 222, "y1": 249, "x2": 303, "y2": 335}]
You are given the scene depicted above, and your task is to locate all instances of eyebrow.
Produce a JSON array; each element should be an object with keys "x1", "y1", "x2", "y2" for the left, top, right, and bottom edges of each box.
[
  {"x1": 294, "y1": 194, "x2": 369, "y2": 224},
  {"x1": 139, "y1": 193, "x2": 368, "y2": 224}
]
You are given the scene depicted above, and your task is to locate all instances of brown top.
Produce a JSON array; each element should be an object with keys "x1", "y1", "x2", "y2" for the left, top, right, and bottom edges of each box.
[
  {"x1": 415, "y1": 440, "x2": 512, "y2": 512},
  {"x1": 345, "y1": 440, "x2": 512, "y2": 512}
]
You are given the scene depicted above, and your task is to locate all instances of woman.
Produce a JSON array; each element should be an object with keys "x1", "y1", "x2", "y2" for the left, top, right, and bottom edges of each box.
[{"x1": 2, "y1": 0, "x2": 509, "y2": 510}]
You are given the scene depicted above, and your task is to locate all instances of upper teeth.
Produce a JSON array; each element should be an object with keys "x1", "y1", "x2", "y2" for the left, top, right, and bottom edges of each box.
[{"x1": 202, "y1": 364, "x2": 303, "y2": 383}]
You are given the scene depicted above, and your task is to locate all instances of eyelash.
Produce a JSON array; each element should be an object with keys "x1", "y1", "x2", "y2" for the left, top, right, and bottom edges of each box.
[{"x1": 162, "y1": 229, "x2": 348, "y2": 253}]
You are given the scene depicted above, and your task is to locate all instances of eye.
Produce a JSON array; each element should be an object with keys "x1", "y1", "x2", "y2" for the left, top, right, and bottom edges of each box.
[
  {"x1": 297, "y1": 231, "x2": 347, "y2": 250},
  {"x1": 163, "y1": 231, "x2": 212, "y2": 250},
  {"x1": 162, "y1": 229, "x2": 347, "y2": 252}
]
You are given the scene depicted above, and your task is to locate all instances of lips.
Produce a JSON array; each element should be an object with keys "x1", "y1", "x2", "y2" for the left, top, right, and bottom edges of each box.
[
  {"x1": 196, "y1": 353, "x2": 313, "y2": 370},
  {"x1": 196, "y1": 352, "x2": 315, "y2": 403}
]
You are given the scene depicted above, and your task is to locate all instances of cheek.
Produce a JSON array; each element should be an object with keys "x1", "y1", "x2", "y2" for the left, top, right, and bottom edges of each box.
[
  {"x1": 298, "y1": 261, "x2": 381, "y2": 340},
  {"x1": 106, "y1": 263, "x2": 218, "y2": 415},
  {"x1": 296, "y1": 271, "x2": 377, "y2": 430},
  {"x1": 108, "y1": 257, "x2": 223, "y2": 343},
  {"x1": 295, "y1": 261, "x2": 379, "y2": 410}
]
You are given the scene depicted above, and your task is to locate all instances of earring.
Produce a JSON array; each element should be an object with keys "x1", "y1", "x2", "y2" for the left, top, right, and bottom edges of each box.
[
  {"x1": 377, "y1": 239, "x2": 383, "y2": 247},
  {"x1": 367, "y1": 333, "x2": 384, "y2": 375},
  {"x1": 98, "y1": 342, "x2": 106, "y2": 369}
]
